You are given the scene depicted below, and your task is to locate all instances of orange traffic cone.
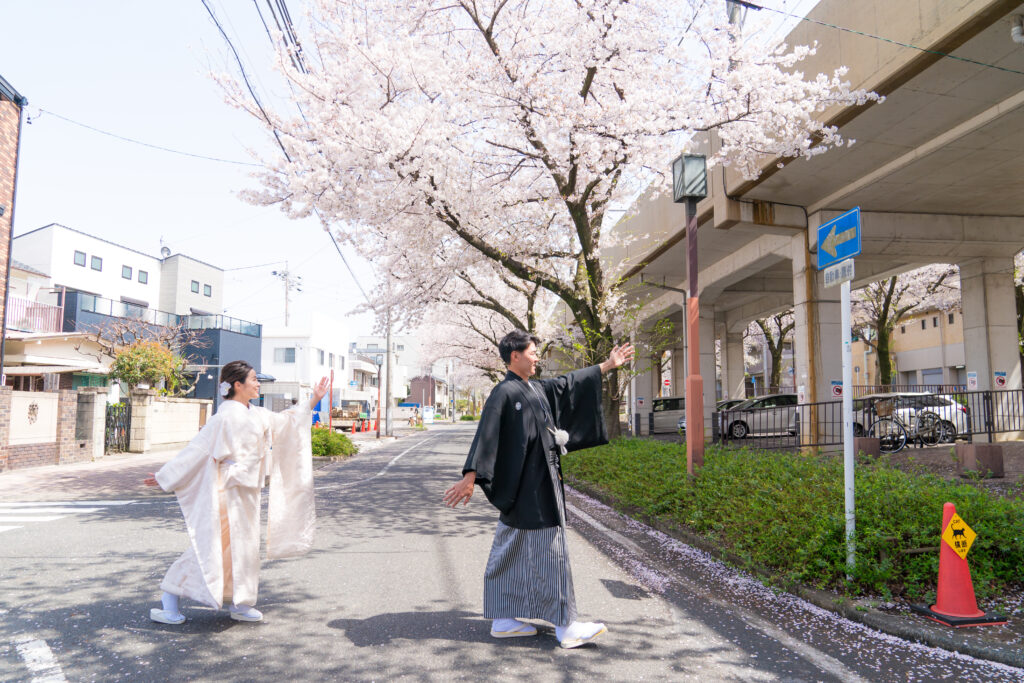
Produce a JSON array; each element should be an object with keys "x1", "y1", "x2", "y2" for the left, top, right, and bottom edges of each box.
[{"x1": 910, "y1": 502, "x2": 1006, "y2": 627}]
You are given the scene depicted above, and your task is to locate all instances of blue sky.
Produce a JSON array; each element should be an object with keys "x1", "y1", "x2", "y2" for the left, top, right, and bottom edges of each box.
[{"x1": 0, "y1": 0, "x2": 377, "y2": 333}]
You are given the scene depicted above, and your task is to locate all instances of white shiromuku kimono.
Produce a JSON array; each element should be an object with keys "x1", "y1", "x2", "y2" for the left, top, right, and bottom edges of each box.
[{"x1": 155, "y1": 399, "x2": 315, "y2": 609}]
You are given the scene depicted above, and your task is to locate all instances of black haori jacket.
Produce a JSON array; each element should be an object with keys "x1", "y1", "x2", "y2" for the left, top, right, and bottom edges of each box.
[{"x1": 463, "y1": 365, "x2": 607, "y2": 529}]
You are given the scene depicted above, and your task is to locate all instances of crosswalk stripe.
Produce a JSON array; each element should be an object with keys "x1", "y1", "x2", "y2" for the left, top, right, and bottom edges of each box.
[
  {"x1": 0, "y1": 516, "x2": 64, "y2": 523},
  {"x1": 14, "y1": 636, "x2": 67, "y2": 682},
  {"x1": 0, "y1": 500, "x2": 136, "y2": 507},
  {"x1": 0, "y1": 508, "x2": 100, "y2": 515},
  {"x1": 0, "y1": 525, "x2": 24, "y2": 534}
]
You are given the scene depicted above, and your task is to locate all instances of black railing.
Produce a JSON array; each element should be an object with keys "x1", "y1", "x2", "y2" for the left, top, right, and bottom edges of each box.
[
  {"x1": 105, "y1": 403, "x2": 131, "y2": 453},
  {"x1": 718, "y1": 388, "x2": 1024, "y2": 450}
]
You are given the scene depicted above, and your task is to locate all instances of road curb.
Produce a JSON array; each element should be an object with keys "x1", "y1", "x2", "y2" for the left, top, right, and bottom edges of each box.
[{"x1": 565, "y1": 477, "x2": 1023, "y2": 670}]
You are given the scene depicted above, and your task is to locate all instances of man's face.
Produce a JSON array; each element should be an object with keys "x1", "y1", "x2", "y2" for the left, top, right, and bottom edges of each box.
[{"x1": 510, "y1": 342, "x2": 539, "y2": 378}]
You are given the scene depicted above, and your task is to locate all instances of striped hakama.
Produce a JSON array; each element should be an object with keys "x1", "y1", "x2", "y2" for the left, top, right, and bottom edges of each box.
[{"x1": 483, "y1": 521, "x2": 577, "y2": 626}]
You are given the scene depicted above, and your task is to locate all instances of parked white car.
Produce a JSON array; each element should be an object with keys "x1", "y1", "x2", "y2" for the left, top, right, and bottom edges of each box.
[
  {"x1": 722, "y1": 394, "x2": 799, "y2": 439},
  {"x1": 854, "y1": 392, "x2": 968, "y2": 441},
  {"x1": 651, "y1": 396, "x2": 685, "y2": 434}
]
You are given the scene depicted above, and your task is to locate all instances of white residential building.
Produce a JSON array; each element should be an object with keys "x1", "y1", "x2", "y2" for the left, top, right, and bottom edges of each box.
[
  {"x1": 260, "y1": 313, "x2": 376, "y2": 413},
  {"x1": 12, "y1": 223, "x2": 224, "y2": 314}
]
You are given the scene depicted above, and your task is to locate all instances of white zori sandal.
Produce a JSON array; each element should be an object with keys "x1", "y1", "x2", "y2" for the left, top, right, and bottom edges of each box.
[
  {"x1": 149, "y1": 608, "x2": 186, "y2": 625},
  {"x1": 490, "y1": 618, "x2": 538, "y2": 638}
]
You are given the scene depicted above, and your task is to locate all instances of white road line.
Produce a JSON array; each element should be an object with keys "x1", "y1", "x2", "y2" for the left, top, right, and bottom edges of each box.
[
  {"x1": 326, "y1": 438, "x2": 433, "y2": 489},
  {"x1": 0, "y1": 508, "x2": 100, "y2": 515},
  {"x1": 0, "y1": 500, "x2": 136, "y2": 507},
  {"x1": 566, "y1": 500, "x2": 870, "y2": 683},
  {"x1": 0, "y1": 525, "x2": 24, "y2": 534},
  {"x1": 0, "y1": 516, "x2": 64, "y2": 523},
  {"x1": 14, "y1": 637, "x2": 67, "y2": 683}
]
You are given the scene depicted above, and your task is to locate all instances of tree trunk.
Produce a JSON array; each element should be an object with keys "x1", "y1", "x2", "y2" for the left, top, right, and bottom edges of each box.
[
  {"x1": 875, "y1": 325, "x2": 894, "y2": 387},
  {"x1": 769, "y1": 346, "x2": 784, "y2": 389},
  {"x1": 603, "y1": 367, "x2": 621, "y2": 438}
]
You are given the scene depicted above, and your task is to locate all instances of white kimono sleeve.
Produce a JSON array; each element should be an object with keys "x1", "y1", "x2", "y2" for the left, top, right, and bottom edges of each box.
[{"x1": 253, "y1": 404, "x2": 316, "y2": 559}]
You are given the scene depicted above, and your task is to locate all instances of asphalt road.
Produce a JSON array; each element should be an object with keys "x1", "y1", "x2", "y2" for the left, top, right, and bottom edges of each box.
[{"x1": 1, "y1": 424, "x2": 1021, "y2": 681}]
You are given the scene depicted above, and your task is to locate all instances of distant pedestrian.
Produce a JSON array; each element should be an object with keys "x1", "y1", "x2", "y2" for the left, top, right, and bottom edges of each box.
[
  {"x1": 145, "y1": 360, "x2": 328, "y2": 624},
  {"x1": 443, "y1": 330, "x2": 633, "y2": 648}
]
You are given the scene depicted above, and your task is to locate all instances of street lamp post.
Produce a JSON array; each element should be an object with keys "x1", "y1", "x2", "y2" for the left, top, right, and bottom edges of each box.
[
  {"x1": 374, "y1": 354, "x2": 383, "y2": 439},
  {"x1": 672, "y1": 153, "x2": 708, "y2": 476}
]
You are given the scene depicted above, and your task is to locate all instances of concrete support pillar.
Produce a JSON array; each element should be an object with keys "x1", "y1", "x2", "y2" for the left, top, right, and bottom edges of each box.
[
  {"x1": 722, "y1": 331, "x2": 746, "y2": 400},
  {"x1": 670, "y1": 346, "x2": 686, "y2": 397},
  {"x1": 791, "y1": 229, "x2": 842, "y2": 407},
  {"x1": 129, "y1": 389, "x2": 156, "y2": 453},
  {"x1": 700, "y1": 304, "x2": 717, "y2": 440},
  {"x1": 960, "y1": 257, "x2": 1021, "y2": 392}
]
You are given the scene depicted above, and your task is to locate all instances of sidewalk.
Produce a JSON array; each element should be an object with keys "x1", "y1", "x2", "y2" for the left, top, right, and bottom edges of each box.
[
  {"x1": 0, "y1": 426, "x2": 424, "y2": 502},
  {"x1": 0, "y1": 449, "x2": 182, "y2": 502}
]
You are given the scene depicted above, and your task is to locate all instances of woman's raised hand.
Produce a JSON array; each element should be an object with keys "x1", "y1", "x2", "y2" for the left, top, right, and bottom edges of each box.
[{"x1": 310, "y1": 376, "x2": 330, "y2": 408}]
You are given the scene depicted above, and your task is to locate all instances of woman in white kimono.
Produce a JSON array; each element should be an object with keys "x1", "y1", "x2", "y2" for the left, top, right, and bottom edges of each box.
[{"x1": 145, "y1": 360, "x2": 328, "y2": 624}]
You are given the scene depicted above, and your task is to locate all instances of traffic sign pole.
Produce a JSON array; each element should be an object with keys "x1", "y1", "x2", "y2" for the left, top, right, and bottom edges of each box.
[
  {"x1": 818, "y1": 207, "x2": 861, "y2": 574},
  {"x1": 841, "y1": 278, "x2": 855, "y2": 573}
]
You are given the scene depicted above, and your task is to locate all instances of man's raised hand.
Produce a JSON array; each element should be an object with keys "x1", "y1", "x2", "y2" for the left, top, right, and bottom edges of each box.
[{"x1": 600, "y1": 343, "x2": 636, "y2": 373}]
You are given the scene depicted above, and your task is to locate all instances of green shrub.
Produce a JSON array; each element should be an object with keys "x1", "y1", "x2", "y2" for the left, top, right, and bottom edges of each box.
[
  {"x1": 460, "y1": 414, "x2": 478, "y2": 421},
  {"x1": 563, "y1": 439, "x2": 1024, "y2": 603},
  {"x1": 310, "y1": 427, "x2": 358, "y2": 457}
]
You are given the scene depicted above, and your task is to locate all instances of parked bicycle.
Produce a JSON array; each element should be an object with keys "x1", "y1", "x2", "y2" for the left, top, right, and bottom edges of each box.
[{"x1": 867, "y1": 398, "x2": 955, "y2": 454}]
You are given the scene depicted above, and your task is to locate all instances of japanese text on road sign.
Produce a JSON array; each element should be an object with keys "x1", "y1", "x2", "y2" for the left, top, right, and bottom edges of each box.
[
  {"x1": 824, "y1": 259, "x2": 854, "y2": 288},
  {"x1": 941, "y1": 513, "x2": 976, "y2": 560}
]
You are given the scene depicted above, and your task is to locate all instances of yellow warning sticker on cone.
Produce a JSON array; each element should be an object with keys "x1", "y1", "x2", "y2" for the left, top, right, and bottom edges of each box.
[{"x1": 942, "y1": 513, "x2": 977, "y2": 560}]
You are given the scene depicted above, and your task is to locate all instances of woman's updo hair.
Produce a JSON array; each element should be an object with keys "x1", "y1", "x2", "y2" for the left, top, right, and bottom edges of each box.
[{"x1": 220, "y1": 360, "x2": 254, "y2": 399}]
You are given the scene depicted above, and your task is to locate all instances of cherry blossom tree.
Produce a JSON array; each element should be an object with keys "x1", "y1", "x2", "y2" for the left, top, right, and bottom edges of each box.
[
  {"x1": 228, "y1": 0, "x2": 879, "y2": 433},
  {"x1": 852, "y1": 264, "x2": 960, "y2": 386},
  {"x1": 743, "y1": 312, "x2": 794, "y2": 392}
]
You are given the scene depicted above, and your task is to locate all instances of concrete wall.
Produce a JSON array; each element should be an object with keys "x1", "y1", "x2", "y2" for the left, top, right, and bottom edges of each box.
[
  {"x1": 0, "y1": 91, "x2": 22, "y2": 330},
  {"x1": 128, "y1": 389, "x2": 210, "y2": 452}
]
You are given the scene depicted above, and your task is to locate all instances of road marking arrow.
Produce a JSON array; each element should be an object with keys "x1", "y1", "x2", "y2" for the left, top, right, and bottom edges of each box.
[{"x1": 821, "y1": 225, "x2": 857, "y2": 258}]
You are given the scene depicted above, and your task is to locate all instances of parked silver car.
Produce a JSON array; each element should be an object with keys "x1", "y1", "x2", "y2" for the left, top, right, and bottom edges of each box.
[
  {"x1": 723, "y1": 394, "x2": 799, "y2": 439},
  {"x1": 652, "y1": 396, "x2": 685, "y2": 434}
]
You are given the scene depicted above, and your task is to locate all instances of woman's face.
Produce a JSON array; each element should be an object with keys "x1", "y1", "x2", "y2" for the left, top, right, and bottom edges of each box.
[{"x1": 233, "y1": 369, "x2": 261, "y2": 402}]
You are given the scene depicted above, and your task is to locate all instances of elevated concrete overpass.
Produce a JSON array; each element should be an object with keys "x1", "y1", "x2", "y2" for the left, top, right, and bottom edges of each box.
[{"x1": 617, "y1": 0, "x2": 1024, "y2": 437}]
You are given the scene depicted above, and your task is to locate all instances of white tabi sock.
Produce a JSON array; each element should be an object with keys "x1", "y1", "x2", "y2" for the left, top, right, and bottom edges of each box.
[
  {"x1": 161, "y1": 591, "x2": 181, "y2": 615},
  {"x1": 555, "y1": 621, "x2": 604, "y2": 642},
  {"x1": 492, "y1": 618, "x2": 527, "y2": 632}
]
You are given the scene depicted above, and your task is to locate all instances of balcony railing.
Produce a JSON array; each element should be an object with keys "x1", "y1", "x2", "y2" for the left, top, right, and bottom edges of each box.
[
  {"x1": 73, "y1": 292, "x2": 261, "y2": 337},
  {"x1": 5, "y1": 296, "x2": 63, "y2": 333}
]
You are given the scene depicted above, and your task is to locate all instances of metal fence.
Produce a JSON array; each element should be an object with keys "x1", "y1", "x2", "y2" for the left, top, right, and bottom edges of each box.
[
  {"x1": 5, "y1": 296, "x2": 63, "y2": 333},
  {"x1": 105, "y1": 403, "x2": 131, "y2": 453},
  {"x1": 717, "y1": 388, "x2": 1024, "y2": 450}
]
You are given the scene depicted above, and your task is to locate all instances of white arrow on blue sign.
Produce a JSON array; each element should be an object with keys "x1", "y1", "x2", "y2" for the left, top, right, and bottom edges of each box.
[{"x1": 816, "y1": 207, "x2": 862, "y2": 270}]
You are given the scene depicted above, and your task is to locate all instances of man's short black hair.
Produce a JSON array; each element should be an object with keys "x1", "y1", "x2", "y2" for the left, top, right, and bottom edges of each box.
[{"x1": 499, "y1": 330, "x2": 541, "y2": 365}]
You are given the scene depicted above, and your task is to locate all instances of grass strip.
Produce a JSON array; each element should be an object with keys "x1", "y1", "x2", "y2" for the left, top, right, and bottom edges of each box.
[{"x1": 563, "y1": 439, "x2": 1024, "y2": 605}]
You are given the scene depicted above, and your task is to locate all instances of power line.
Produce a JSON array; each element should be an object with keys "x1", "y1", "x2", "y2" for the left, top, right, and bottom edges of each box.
[
  {"x1": 738, "y1": 0, "x2": 1024, "y2": 77},
  {"x1": 28, "y1": 108, "x2": 262, "y2": 167}
]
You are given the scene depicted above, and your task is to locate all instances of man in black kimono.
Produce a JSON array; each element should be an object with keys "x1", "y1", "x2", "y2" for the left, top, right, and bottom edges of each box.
[{"x1": 443, "y1": 330, "x2": 634, "y2": 648}]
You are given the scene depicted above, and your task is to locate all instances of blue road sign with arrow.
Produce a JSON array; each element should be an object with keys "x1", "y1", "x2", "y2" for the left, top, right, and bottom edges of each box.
[{"x1": 816, "y1": 207, "x2": 861, "y2": 270}]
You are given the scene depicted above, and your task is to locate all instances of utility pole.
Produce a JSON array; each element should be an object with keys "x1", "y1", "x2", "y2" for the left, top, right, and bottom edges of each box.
[
  {"x1": 385, "y1": 309, "x2": 393, "y2": 436},
  {"x1": 271, "y1": 261, "x2": 303, "y2": 326}
]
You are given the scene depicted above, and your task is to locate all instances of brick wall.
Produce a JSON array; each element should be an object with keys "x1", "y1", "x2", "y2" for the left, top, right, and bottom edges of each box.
[
  {"x1": 0, "y1": 386, "x2": 91, "y2": 472},
  {"x1": 0, "y1": 97, "x2": 22, "y2": 335}
]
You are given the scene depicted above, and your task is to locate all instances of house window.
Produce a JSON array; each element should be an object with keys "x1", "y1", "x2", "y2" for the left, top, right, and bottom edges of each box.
[
  {"x1": 367, "y1": 343, "x2": 379, "y2": 350},
  {"x1": 397, "y1": 344, "x2": 405, "y2": 352},
  {"x1": 948, "y1": 313, "x2": 954, "y2": 324},
  {"x1": 317, "y1": 349, "x2": 325, "y2": 364},
  {"x1": 90, "y1": 256, "x2": 103, "y2": 271},
  {"x1": 932, "y1": 316, "x2": 938, "y2": 328},
  {"x1": 329, "y1": 352, "x2": 334, "y2": 368},
  {"x1": 900, "y1": 325, "x2": 905, "y2": 334},
  {"x1": 138, "y1": 270, "x2": 149, "y2": 284},
  {"x1": 74, "y1": 250, "x2": 86, "y2": 267},
  {"x1": 274, "y1": 347, "x2": 296, "y2": 363},
  {"x1": 122, "y1": 265, "x2": 132, "y2": 280},
  {"x1": 339, "y1": 356, "x2": 345, "y2": 370},
  {"x1": 203, "y1": 284, "x2": 212, "y2": 297},
  {"x1": 191, "y1": 280, "x2": 200, "y2": 294},
  {"x1": 921, "y1": 320, "x2": 926, "y2": 330}
]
